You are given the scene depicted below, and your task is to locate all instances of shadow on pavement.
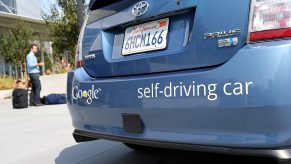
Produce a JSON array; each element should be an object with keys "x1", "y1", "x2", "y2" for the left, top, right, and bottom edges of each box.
[{"x1": 55, "y1": 140, "x2": 277, "y2": 164}]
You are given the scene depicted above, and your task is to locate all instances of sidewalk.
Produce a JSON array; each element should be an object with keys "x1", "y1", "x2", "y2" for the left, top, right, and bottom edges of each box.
[
  {"x1": 40, "y1": 73, "x2": 67, "y2": 97},
  {"x1": 0, "y1": 73, "x2": 67, "y2": 100},
  {"x1": 0, "y1": 89, "x2": 12, "y2": 99}
]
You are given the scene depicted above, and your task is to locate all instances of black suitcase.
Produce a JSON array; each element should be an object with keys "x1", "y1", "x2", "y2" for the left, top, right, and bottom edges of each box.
[{"x1": 12, "y1": 89, "x2": 28, "y2": 109}]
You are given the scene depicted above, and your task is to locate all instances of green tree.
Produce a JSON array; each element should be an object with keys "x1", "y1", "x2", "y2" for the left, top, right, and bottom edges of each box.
[
  {"x1": 42, "y1": 0, "x2": 85, "y2": 65},
  {"x1": 0, "y1": 20, "x2": 33, "y2": 78}
]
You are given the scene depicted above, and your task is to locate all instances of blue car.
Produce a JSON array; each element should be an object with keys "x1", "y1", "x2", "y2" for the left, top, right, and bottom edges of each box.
[{"x1": 67, "y1": 0, "x2": 291, "y2": 163}]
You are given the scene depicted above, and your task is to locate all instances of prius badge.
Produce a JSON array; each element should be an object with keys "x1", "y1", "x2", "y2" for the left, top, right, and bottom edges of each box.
[
  {"x1": 132, "y1": 1, "x2": 149, "y2": 17},
  {"x1": 204, "y1": 29, "x2": 241, "y2": 48}
]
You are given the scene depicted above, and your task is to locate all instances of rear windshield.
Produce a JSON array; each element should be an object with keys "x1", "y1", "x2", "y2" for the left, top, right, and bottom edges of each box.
[{"x1": 89, "y1": 0, "x2": 122, "y2": 10}]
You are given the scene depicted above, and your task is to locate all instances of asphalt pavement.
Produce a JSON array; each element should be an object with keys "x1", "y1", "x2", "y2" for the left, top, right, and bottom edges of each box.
[{"x1": 0, "y1": 99, "x2": 278, "y2": 164}]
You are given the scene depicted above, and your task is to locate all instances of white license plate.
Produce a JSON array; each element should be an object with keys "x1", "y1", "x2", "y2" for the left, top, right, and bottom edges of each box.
[{"x1": 122, "y1": 18, "x2": 169, "y2": 55}]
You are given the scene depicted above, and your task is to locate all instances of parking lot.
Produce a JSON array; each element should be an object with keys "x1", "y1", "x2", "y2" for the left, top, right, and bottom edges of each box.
[{"x1": 0, "y1": 99, "x2": 278, "y2": 164}]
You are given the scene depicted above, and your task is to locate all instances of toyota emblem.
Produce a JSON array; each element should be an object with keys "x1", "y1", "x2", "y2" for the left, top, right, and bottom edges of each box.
[{"x1": 132, "y1": 1, "x2": 149, "y2": 17}]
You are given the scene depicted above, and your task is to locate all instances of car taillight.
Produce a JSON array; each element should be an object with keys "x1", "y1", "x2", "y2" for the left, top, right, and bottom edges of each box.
[
  {"x1": 248, "y1": 0, "x2": 291, "y2": 42},
  {"x1": 75, "y1": 16, "x2": 87, "y2": 68}
]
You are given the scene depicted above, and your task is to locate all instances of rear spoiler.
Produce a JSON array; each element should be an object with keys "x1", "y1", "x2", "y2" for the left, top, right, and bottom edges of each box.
[{"x1": 89, "y1": 0, "x2": 122, "y2": 10}]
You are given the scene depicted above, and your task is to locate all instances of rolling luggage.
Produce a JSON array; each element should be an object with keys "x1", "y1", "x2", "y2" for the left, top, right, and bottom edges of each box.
[{"x1": 12, "y1": 89, "x2": 28, "y2": 109}]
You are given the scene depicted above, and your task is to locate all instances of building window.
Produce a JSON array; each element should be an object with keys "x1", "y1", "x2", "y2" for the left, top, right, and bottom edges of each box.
[
  {"x1": 0, "y1": 59, "x2": 4, "y2": 75},
  {"x1": 0, "y1": 0, "x2": 17, "y2": 14}
]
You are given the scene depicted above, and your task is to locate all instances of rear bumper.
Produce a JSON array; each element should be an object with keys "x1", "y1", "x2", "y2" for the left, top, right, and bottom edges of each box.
[
  {"x1": 73, "y1": 129, "x2": 291, "y2": 161},
  {"x1": 67, "y1": 40, "x2": 291, "y2": 158}
]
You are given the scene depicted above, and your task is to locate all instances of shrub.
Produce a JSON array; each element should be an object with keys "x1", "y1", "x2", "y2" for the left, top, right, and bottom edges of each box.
[{"x1": 0, "y1": 76, "x2": 15, "y2": 90}]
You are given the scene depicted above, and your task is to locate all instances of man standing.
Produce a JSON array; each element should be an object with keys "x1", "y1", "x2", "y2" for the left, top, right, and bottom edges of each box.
[{"x1": 26, "y1": 44, "x2": 44, "y2": 106}]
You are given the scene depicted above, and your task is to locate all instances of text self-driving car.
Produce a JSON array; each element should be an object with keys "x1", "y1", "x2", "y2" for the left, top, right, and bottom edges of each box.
[{"x1": 67, "y1": 0, "x2": 291, "y2": 163}]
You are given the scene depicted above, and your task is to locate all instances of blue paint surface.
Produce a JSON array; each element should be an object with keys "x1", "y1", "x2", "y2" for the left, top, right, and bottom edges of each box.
[{"x1": 68, "y1": 0, "x2": 291, "y2": 149}]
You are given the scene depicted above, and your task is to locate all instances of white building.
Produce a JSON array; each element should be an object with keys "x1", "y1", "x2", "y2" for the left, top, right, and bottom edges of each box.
[
  {"x1": 0, "y1": 0, "x2": 50, "y2": 77},
  {"x1": 16, "y1": 0, "x2": 42, "y2": 19},
  {"x1": 0, "y1": 0, "x2": 42, "y2": 19}
]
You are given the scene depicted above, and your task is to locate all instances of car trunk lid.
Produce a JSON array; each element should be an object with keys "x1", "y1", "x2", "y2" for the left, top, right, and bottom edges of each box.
[{"x1": 82, "y1": 0, "x2": 250, "y2": 77}]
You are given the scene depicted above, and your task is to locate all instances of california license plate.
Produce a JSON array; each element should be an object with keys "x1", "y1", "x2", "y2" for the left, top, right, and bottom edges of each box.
[{"x1": 122, "y1": 18, "x2": 169, "y2": 55}]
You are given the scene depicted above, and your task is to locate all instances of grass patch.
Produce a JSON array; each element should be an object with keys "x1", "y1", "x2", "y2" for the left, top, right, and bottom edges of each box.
[{"x1": 0, "y1": 76, "x2": 15, "y2": 90}]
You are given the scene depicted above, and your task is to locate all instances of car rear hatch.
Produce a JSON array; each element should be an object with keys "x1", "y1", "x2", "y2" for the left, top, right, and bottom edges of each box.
[{"x1": 82, "y1": 0, "x2": 250, "y2": 77}]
